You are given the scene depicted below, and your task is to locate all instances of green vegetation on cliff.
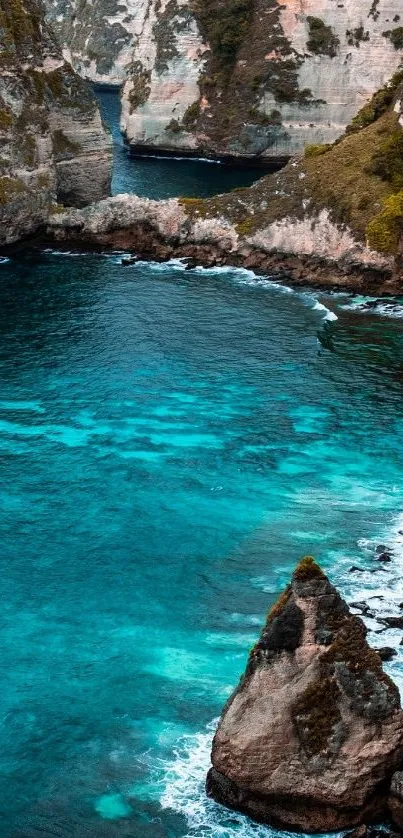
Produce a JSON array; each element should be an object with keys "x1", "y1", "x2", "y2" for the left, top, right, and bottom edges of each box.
[
  {"x1": 191, "y1": 0, "x2": 253, "y2": 72},
  {"x1": 347, "y1": 69, "x2": 403, "y2": 132},
  {"x1": 306, "y1": 17, "x2": 340, "y2": 57},
  {"x1": 178, "y1": 70, "x2": 403, "y2": 264},
  {"x1": 183, "y1": 0, "x2": 316, "y2": 150},
  {"x1": 0, "y1": 175, "x2": 26, "y2": 204}
]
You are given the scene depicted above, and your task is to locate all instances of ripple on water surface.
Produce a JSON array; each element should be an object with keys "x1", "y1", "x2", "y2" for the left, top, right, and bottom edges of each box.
[{"x1": 1, "y1": 253, "x2": 403, "y2": 836}]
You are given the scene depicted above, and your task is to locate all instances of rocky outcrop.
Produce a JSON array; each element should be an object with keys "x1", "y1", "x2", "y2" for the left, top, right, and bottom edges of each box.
[
  {"x1": 44, "y1": 0, "x2": 402, "y2": 159},
  {"x1": 206, "y1": 557, "x2": 403, "y2": 832},
  {"x1": 0, "y1": 0, "x2": 112, "y2": 246},
  {"x1": 45, "y1": 76, "x2": 403, "y2": 292},
  {"x1": 46, "y1": 191, "x2": 397, "y2": 292}
]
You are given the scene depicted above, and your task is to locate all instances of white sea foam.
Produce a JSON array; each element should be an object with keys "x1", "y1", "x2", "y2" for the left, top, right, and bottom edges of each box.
[
  {"x1": 342, "y1": 296, "x2": 403, "y2": 320},
  {"x1": 36, "y1": 249, "x2": 340, "y2": 326},
  {"x1": 160, "y1": 721, "x2": 280, "y2": 837},
  {"x1": 323, "y1": 310, "x2": 338, "y2": 322},
  {"x1": 310, "y1": 299, "x2": 338, "y2": 321},
  {"x1": 132, "y1": 153, "x2": 223, "y2": 165},
  {"x1": 337, "y1": 511, "x2": 403, "y2": 695},
  {"x1": 0, "y1": 256, "x2": 10, "y2": 265}
]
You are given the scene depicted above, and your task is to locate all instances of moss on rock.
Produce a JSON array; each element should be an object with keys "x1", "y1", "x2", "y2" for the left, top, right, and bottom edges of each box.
[
  {"x1": 293, "y1": 556, "x2": 325, "y2": 582},
  {"x1": 0, "y1": 175, "x2": 26, "y2": 204},
  {"x1": 347, "y1": 69, "x2": 403, "y2": 133},
  {"x1": 293, "y1": 676, "x2": 343, "y2": 757},
  {"x1": 304, "y1": 143, "x2": 332, "y2": 158},
  {"x1": 366, "y1": 191, "x2": 403, "y2": 254}
]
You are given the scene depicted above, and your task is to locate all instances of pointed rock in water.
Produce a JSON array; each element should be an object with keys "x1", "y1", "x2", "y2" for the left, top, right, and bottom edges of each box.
[{"x1": 207, "y1": 556, "x2": 403, "y2": 832}]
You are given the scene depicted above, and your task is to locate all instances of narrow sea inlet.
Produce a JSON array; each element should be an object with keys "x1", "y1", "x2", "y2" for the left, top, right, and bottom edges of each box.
[{"x1": 1, "y1": 96, "x2": 403, "y2": 837}]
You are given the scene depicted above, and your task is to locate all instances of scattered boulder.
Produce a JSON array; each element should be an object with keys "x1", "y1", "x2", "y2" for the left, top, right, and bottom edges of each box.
[
  {"x1": 381, "y1": 617, "x2": 403, "y2": 629},
  {"x1": 376, "y1": 553, "x2": 392, "y2": 563},
  {"x1": 349, "y1": 602, "x2": 375, "y2": 618},
  {"x1": 374, "y1": 647, "x2": 398, "y2": 662},
  {"x1": 207, "y1": 557, "x2": 403, "y2": 832}
]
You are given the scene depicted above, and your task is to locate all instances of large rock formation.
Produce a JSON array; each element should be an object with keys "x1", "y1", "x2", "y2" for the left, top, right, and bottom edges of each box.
[
  {"x1": 46, "y1": 73, "x2": 403, "y2": 291},
  {"x1": 206, "y1": 557, "x2": 403, "y2": 832},
  {"x1": 0, "y1": 0, "x2": 112, "y2": 246},
  {"x1": 43, "y1": 0, "x2": 402, "y2": 159}
]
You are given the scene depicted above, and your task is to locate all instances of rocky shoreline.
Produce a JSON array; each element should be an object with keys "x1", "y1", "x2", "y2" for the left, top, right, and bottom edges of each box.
[{"x1": 42, "y1": 191, "x2": 399, "y2": 295}]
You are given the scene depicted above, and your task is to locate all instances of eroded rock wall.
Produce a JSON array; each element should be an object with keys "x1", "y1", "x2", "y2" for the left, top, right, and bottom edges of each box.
[
  {"x1": 45, "y1": 77, "x2": 403, "y2": 292},
  {"x1": 0, "y1": 0, "x2": 112, "y2": 246},
  {"x1": 44, "y1": 0, "x2": 403, "y2": 158}
]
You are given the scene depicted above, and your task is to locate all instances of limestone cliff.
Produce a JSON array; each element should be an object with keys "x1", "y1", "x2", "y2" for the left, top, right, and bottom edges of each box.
[
  {"x1": 46, "y1": 73, "x2": 403, "y2": 291},
  {"x1": 0, "y1": 0, "x2": 112, "y2": 246},
  {"x1": 44, "y1": 0, "x2": 402, "y2": 159},
  {"x1": 207, "y1": 557, "x2": 403, "y2": 832}
]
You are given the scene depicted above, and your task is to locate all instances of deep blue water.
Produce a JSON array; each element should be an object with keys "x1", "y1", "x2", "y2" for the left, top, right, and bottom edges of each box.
[
  {"x1": 95, "y1": 90, "x2": 271, "y2": 199},
  {"x1": 2, "y1": 98, "x2": 403, "y2": 838},
  {"x1": 1, "y1": 252, "x2": 403, "y2": 837}
]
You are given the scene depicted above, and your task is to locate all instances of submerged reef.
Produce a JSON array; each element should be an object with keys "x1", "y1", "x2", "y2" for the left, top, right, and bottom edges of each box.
[{"x1": 206, "y1": 556, "x2": 403, "y2": 832}]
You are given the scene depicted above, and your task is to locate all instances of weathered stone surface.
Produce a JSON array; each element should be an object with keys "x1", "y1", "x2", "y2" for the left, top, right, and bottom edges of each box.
[
  {"x1": 206, "y1": 557, "x2": 403, "y2": 832},
  {"x1": 389, "y1": 771, "x2": 403, "y2": 831},
  {"x1": 43, "y1": 0, "x2": 402, "y2": 160},
  {"x1": 0, "y1": 0, "x2": 112, "y2": 246},
  {"x1": 349, "y1": 828, "x2": 402, "y2": 838}
]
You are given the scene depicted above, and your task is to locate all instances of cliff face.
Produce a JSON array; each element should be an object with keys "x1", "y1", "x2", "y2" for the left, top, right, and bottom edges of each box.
[
  {"x1": 44, "y1": 0, "x2": 402, "y2": 159},
  {"x1": 0, "y1": 0, "x2": 112, "y2": 246},
  {"x1": 46, "y1": 74, "x2": 403, "y2": 291}
]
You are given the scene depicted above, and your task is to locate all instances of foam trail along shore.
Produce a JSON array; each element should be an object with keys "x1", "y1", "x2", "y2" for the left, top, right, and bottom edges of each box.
[
  {"x1": 341, "y1": 295, "x2": 403, "y2": 320},
  {"x1": 115, "y1": 256, "x2": 340, "y2": 323}
]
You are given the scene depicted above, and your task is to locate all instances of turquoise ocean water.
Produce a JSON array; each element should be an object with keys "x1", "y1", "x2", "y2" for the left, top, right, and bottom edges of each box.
[{"x1": 1, "y1": 94, "x2": 403, "y2": 836}]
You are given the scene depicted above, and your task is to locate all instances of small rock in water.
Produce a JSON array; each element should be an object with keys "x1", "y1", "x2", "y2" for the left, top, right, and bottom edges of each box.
[
  {"x1": 380, "y1": 616, "x2": 403, "y2": 629},
  {"x1": 349, "y1": 566, "x2": 386, "y2": 574},
  {"x1": 376, "y1": 544, "x2": 392, "y2": 554},
  {"x1": 121, "y1": 254, "x2": 139, "y2": 266},
  {"x1": 374, "y1": 647, "x2": 398, "y2": 661},
  {"x1": 349, "y1": 601, "x2": 375, "y2": 618},
  {"x1": 183, "y1": 258, "x2": 199, "y2": 270},
  {"x1": 375, "y1": 552, "x2": 393, "y2": 563}
]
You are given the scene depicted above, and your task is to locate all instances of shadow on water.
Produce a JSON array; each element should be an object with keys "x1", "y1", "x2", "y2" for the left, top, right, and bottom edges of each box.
[{"x1": 95, "y1": 88, "x2": 283, "y2": 200}]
